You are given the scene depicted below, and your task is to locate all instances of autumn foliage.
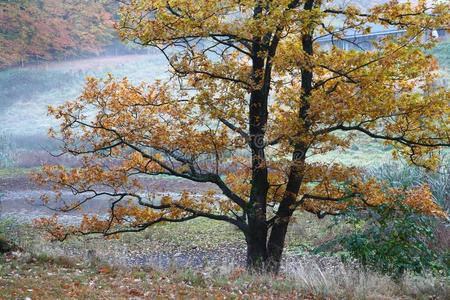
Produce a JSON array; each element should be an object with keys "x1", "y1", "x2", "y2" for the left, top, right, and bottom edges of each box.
[
  {"x1": 34, "y1": 0, "x2": 449, "y2": 272},
  {"x1": 0, "y1": 0, "x2": 115, "y2": 69}
]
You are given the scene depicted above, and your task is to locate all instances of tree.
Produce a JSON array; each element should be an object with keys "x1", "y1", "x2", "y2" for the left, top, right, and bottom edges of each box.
[
  {"x1": 35, "y1": 0, "x2": 449, "y2": 273},
  {"x1": 0, "y1": 0, "x2": 115, "y2": 69}
]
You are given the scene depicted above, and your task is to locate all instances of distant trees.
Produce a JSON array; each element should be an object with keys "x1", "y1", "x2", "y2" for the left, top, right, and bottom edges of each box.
[
  {"x1": 0, "y1": 0, "x2": 115, "y2": 69},
  {"x1": 36, "y1": 0, "x2": 449, "y2": 273}
]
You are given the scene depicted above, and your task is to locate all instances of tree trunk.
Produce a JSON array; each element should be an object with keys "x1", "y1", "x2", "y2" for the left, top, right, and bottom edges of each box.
[
  {"x1": 244, "y1": 217, "x2": 291, "y2": 274},
  {"x1": 266, "y1": 147, "x2": 307, "y2": 273},
  {"x1": 257, "y1": 0, "x2": 315, "y2": 275},
  {"x1": 266, "y1": 220, "x2": 291, "y2": 273},
  {"x1": 245, "y1": 225, "x2": 268, "y2": 271}
]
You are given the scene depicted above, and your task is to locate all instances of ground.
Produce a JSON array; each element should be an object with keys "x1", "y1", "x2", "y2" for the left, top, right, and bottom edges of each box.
[
  {"x1": 1, "y1": 183, "x2": 449, "y2": 299},
  {"x1": 1, "y1": 215, "x2": 449, "y2": 300},
  {"x1": 0, "y1": 167, "x2": 449, "y2": 299},
  {"x1": 0, "y1": 252, "x2": 313, "y2": 300}
]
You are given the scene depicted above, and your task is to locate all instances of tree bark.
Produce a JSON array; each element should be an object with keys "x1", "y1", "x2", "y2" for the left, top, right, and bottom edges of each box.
[
  {"x1": 266, "y1": 145, "x2": 307, "y2": 273},
  {"x1": 244, "y1": 0, "x2": 315, "y2": 274},
  {"x1": 257, "y1": 0, "x2": 315, "y2": 274},
  {"x1": 245, "y1": 218, "x2": 268, "y2": 271},
  {"x1": 245, "y1": 0, "x2": 271, "y2": 273},
  {"x1": 245, "y1": 150, "x2": 306, "y2": 273}
]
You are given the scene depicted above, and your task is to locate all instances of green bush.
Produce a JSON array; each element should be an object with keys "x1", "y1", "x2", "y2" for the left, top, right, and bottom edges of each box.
[{"x1": 315, "y1": 199, "x2": 448, "y2": 277}]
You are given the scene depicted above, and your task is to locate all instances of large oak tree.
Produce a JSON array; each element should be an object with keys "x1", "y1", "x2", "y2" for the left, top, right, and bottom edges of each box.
[{"x1": 36, "y1": 0, "x2": 449, "y2": 273}]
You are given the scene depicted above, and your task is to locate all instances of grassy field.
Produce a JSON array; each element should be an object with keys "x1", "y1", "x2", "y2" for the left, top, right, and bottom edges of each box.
[
  {"x1": 0, "y1": 54, "x2": 167, "y2": 138},
  {"x1": 2, "y1": 214, "x2": 335, "y2": 267},
  {"x1": 0, "y1": 253, "x2": 316, "y2": 299}
]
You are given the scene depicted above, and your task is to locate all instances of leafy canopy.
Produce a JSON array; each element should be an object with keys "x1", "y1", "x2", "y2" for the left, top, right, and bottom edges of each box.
[{"x1": 35, "y1": 0, "x2": 449, "y2": 239}]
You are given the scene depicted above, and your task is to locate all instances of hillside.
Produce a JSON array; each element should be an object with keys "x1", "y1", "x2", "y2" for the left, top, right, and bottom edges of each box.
[
  {"x1": 0, "y1": 0, "x2": 116, "y2": 69},
  {"x1": 0, "y1": 54, "x2": 167, "y2": 138}
]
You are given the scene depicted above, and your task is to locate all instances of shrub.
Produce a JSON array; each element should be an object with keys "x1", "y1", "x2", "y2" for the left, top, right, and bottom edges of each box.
[
  {"x1": 315, "y1": 198, "x2": 448, "y2": 277},
  {"x1": 315, "y1": 160, "x2": 450, "y2": 277},
  {"x1": 365, "y1": 161, "x2": 450, "y2": 255}
]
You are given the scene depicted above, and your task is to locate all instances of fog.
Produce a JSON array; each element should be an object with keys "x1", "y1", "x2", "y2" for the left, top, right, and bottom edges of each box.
[{"x1": 0, "y1": 53, "x2": 167, "y2": 167}]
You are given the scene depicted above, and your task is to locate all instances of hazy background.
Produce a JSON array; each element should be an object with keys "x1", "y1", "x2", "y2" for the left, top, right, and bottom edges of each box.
[{"x1": 0, "y1": 0, "x2": 448, "y2": 169}]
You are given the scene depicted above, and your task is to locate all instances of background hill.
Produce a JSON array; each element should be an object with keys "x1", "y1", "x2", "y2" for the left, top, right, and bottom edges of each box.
[{"x1": 0, "y1": 0, "x2": 117, "y2": 69}]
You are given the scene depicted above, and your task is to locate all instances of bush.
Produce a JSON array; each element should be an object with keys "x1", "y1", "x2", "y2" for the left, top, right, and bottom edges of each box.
[
  {"x1": 315, "y1": 161, "x2": 450, "y2": 277},
  {"x1": 315, "y1": 198, "x2": 448, "y2": 277}
]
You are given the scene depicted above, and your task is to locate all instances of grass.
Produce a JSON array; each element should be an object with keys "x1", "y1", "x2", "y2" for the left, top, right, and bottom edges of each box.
[
  {"x1": 0, "y1": 54, "x2": 167, "y2": 138},
  {"x1": 306, "y1": 131, "x2": 394, "y2": 167},
  {"x1": 2, "y1": 212, "x2": 342, "y2": 267},
  {"x1": 1, "y1": 243, "x2": 448, "y2": 299},
  {"x1": 0, "y1": 207, "x2": 448, "y2": 299},
  {"x1": 0, "y1": 254, "x2": 307, "y2": 299}
]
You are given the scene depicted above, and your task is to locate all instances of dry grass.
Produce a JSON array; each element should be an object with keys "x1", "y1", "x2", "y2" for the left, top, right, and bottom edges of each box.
[
  {"x1": 1, "y1": 249, "x2": 448, "y2": 300},
  {"x1": 283, "y1": 257, "x2": 449, "y2": 300},
  {"x1": 0, "y1": 251, "x2": 306, "y2": 300},
  {"x1": 1, "y1": 212, "x2": 448, "y2": 299}
]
